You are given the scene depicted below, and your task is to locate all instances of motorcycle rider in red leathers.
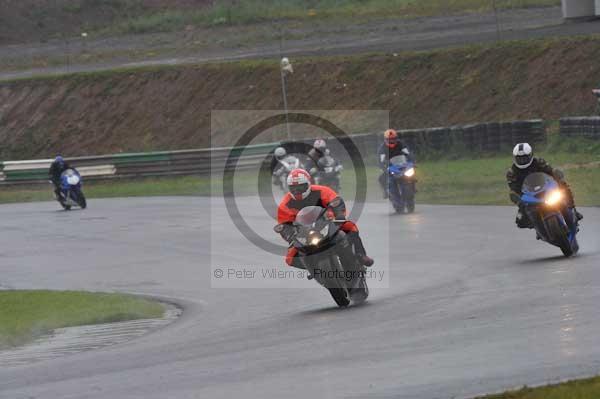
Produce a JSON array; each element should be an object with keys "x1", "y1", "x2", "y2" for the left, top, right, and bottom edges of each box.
[{"x1": 276, "y1": 168, "x2": 374, "y2": 269}]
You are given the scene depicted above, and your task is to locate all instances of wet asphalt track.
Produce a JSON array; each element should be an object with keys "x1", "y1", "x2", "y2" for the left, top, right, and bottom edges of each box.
[{"x1": 0, "y1": 196, "x2": 599, "y2": 399}]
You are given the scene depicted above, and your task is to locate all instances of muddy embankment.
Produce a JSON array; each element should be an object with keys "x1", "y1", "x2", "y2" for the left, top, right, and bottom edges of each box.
[{"x1": 1, "y1": 36, "x2": 599, "y2": 160}]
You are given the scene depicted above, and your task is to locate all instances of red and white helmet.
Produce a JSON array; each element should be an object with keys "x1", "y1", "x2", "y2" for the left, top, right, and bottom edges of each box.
[
  {"x1": 384, "y1": 129, "x2": 399, "y2": 148},
  {"x1": 287, "y1": 168, "x2": 312, "y2": 200}
]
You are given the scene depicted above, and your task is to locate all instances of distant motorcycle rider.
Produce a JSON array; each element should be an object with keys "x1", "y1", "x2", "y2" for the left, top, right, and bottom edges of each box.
[
  {"x1": 307, "y1": 138, "x2": 328, "y2": 175},
  {"x1": 378, "y1": 129, "x2": 412, "y2": 198},
  {"x1": 272, "y1": 147, "x2": 289, "y2": 185},
  {"x1": 276, "y1": 168, "x2": 374, "y2": 268},
  {"x1": 507, "y1": 143, "x2": 583, "y2": 228},
  {"x1": 48, "y1": 156, "x2": 72, "y2": 198}
]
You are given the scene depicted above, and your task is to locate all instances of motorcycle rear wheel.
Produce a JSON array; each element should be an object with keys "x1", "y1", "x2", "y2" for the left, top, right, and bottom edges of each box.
[{"x1": 349, "y1": 277, "x2": 369, "y2": 305}]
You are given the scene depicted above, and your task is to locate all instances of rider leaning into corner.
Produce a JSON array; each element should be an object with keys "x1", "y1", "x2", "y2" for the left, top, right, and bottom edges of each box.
[
  {"x1": 307, "y1": 138, "x2": 328, "y2": 174},
  {"x1": 48, "y1": 156, "x2": 72, "y2": 198},
  {"x1": 377, "y1": 129, "x2": 413, "y2": 199},
  {"x1": 276, "y1": 168, "x2": 374, "y2": 268},
  {"x1": 507, "y1": 143, "x2": 583, "y2": 228},
  {"x1": 272, "y1": 147, "x2": 289, "y2": 184}
]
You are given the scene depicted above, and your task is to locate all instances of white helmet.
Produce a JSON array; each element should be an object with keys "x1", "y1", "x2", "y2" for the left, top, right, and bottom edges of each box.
[
  {"x1": 274, "y1": 147, "x2": 287, "y2": 160},
  {"x1": 287, "y1": 169, "x2": 312, "y2": 200},
  {"x1": 513, "y1": 143, "x2": 533, "y2": 169},
  {"x1": 313, "y1": 138, "x2": 327, "y2": 151}
]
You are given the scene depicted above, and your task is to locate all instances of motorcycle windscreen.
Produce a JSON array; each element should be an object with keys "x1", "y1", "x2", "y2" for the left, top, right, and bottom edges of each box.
[
  {"x1": 295, "y1": 206, "x2": 325, "y2": 226},
  {"x1": 61, "y1": 169, "x2": 76, "y2": 178},
  {"x1": 389, "y1": 155, "x2": 408, "y2": 166},
  {"x1": 522, "y1": 172, "x2": 556, "y2": 194},
  {"x1": 62, "y1": 169, "x2": 80, "y2": 185}
]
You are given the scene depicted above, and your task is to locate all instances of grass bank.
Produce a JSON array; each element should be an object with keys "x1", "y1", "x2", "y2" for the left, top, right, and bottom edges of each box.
[
  {"x1": 6, "y1": 35, "x2": 600, "y2": 160},
  {"x1": 112, "y1": 0, "x2": 559, "y2": 34},
  {"x1": 475, "y1": 376, "x2": 600, "y2": 398},
  {"x1": 0, "y1": 0, "x2": 559, "y2": 45},
  {"x1": 0, "y1": 290, "x2": 165, "y2": 349}
]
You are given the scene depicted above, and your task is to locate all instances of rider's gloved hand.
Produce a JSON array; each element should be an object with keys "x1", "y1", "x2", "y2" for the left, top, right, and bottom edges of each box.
[
  {"x1": 328, "y1": 197, "x2": 347, "y2": 220},
  {"x1": 280, "y1": 223, "x2": 295, "y2": 243}
]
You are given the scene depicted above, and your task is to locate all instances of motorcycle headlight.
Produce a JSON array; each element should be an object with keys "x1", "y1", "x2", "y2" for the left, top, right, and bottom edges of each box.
[
  {"x1": 404, "y1": 168, "x2": 415, "y2": 177},
  {"x1": 308, "y1": 231, "x2": 322, "y2": 246},
  {"x1": 545, "y1": 190, "x2": 563, "y2": 206}
]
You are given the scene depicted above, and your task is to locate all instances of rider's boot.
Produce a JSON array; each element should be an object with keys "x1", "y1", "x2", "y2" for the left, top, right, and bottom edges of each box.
[
  {"x1": 346, "y1": 231, "x2": 374, "y2": 267},
  {"x1": 378, "y1": 173, "x2": 388, "y2": 199}
]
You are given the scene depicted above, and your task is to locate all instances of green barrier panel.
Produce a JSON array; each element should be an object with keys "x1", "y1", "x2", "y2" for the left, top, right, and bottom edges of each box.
[
  {"x1": 4, "y1": 169, "x2": 48, "y2": 181},
  {"x1": 227, "y1": 142, "x2": 280, "y2": 157},
  {"x1": 110, "y1": 152, "x2": 172, "y2": 164}
]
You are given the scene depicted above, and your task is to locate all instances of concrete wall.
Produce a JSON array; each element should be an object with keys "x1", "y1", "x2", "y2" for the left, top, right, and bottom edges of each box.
[{"x1": 562, "y1": 0, "x2": 596, "y2": 18}]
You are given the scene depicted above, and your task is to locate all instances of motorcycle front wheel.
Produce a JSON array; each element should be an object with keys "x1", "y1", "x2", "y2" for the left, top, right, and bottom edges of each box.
[
  {"x1": 318, "y1": 255, "x2": 351, "y2": 308},
  {"x1": 58, "y1": 194, "x2": 71, "y2": 211},
  {"x1": 328, "y1": 287, "x2": 350, "y2": 308},
  {"x1": 78, "y1": 192, "x2": 87, "y2": 209},
  {"x1": 546, "y1": 216, "x2": 573, "y2": 257}
]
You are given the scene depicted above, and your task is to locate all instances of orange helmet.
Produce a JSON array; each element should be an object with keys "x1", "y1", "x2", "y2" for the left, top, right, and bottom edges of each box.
[{"x1": 384, "y1": 129, "x2": 399, "y2": 148}]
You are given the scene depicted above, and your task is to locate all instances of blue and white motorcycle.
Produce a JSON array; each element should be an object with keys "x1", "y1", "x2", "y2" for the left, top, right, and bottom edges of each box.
[
  {"x1": 520, "y1": 172, "x2": 579, "y2": 257},
  {"x1": 387, "y1": 155, "x2": 416, "y2": 214},
  {"x1": 56, "y1": 169, "x2": 87, "y2": 210}
]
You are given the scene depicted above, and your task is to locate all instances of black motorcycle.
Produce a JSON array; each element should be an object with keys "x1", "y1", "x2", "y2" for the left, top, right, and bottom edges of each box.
[
  {"x1": 274, "y1": 202, "x2": 368, "y2": 307},
  {"x1": 312, "y1": 152, "x2": 343, "y2": 192}
]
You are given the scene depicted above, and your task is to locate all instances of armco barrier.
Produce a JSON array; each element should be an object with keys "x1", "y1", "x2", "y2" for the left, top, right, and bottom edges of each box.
[
  {"x1": 0, "y1": 119, "x2": 546, "y2": 185},
  {"x1": 0, "y1": 143, "x2": 278, "y2": 185},
  {"x1": 560, "y1": 117, "x2": 600, "y2": 139}
]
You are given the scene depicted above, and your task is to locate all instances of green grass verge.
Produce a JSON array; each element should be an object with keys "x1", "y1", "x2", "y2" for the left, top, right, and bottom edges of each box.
[
  {"x1": 109, "y1": 0, "x2": 560, "y2": 35},
  {"x1": 1, "y1": 149, "x2": 598, "y2": 206},
  {"x1": 0, "y1": 290, "x2": 165, "y2": 349},
  {"x1": 416, "y1": 152, "x2": 600, "y2": 206},
  {"x1": 1, "y1": 134, "x2": 599, "y2": 206},
  {"x1": 0, "y1": 176, "x2": 206, "y2": 204},
  {"x1": 474, "y1": 376, "x2": 600, "y2": 398}
]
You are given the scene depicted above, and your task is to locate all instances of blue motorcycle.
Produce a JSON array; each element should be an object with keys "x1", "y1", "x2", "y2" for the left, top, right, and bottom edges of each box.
[
  {"x1": 56, "y1": 169, "x2": 87, "y2": 210},
  {"x1": 520, "y1": 172, "x2": 579, "y2": 257},
  {"x1": 387, "y1": 155, "x2": 416, "y2": 214}
]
